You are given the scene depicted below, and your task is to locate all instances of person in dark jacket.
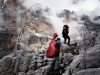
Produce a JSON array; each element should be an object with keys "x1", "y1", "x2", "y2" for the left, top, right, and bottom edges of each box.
[{"x1": 62, "y1": 25, "x2": 70, "y2": 45}]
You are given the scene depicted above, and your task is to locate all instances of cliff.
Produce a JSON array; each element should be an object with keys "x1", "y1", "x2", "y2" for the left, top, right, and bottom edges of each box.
[{"x1": 0, "y1": 0, "x2": 54, "y2": 54}]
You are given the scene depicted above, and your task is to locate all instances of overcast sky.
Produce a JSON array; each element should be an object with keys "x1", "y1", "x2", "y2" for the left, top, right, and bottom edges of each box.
[{"x1": 22, "y1": 0, "x2": 100, "y2": 13}]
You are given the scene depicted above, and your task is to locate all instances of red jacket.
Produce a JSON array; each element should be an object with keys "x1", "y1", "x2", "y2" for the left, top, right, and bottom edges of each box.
[{"x1": 46, "y1": 33, "x2": 58, "y2": 58}]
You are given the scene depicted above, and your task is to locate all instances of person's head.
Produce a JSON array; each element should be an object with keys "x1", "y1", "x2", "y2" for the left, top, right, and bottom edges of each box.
[
  {"x1": 52, "y1": 33, "x2": 58, "y2": 40},
  {"x1": 63, "y1": 25, "x2": 69, "y2": 29},
  {"x1": 56, "y1": 37, "x2": 61, "y2": 41}
]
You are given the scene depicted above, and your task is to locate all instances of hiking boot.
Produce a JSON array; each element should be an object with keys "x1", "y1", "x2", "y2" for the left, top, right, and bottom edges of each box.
[{"x1": 68, "y1": 43, "x2": 70, "y2": 46}]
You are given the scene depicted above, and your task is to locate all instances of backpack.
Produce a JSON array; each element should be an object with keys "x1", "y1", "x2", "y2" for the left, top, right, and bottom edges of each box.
[{"x1": 46, "y1": 33, "x2": 58, "y2": 58}]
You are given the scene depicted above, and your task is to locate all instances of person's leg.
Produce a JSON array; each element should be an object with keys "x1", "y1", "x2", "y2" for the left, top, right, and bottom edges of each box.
[
  {"x1": 54, "y1": 49, "x2": 60, "y2": 70},
  {"x1": 67, "y1": 35, "x2": 70, "y2": 46},
  {"x1": 64, "y1": 37, "x2": 67, "y2": 44}
]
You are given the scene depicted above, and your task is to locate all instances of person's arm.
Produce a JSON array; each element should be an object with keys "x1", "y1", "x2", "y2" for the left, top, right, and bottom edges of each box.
[
  {"x1": 68, "y1": 28, "x2": 69, "y2": 33},
  {"x1": 57, "y1": 40, "x2": 64, "y2": 56},
  {"x1": 62, "y1": 30, "x2": 64, "y2": 35}
]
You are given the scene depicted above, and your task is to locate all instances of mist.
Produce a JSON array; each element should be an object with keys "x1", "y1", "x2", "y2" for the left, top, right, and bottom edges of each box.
[
  {"x1": 89, "y1": 8, "x2": 100, "y2": 24},
  {"x1": 20, "y1": 0, "x2": 100, "y2": 41}
]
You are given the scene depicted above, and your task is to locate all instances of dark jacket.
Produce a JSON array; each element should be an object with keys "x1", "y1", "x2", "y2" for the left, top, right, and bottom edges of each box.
[{"x1": 62, "y1": 27, "x2": 69, "y2": 37}]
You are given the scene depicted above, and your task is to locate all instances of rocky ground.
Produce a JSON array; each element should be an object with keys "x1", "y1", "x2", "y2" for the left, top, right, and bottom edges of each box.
[{"x1": 0, "y1": 43, "x2": 77, "y2": 75}]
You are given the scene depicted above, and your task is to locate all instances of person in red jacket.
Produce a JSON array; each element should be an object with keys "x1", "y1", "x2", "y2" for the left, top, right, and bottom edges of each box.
[
  {"x1": 47, "y1": 33, "x2": 64, "y2": 71},
  {"x1": 46, "y1": 33, "x2": 58, "y2": 58},
  {"x1": 62, "y1": 25, "x2": 70, "y2": 46}
]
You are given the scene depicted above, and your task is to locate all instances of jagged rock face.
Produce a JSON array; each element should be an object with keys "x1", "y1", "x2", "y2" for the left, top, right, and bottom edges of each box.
[
  {"x1": 73, "y1": 68, "x2": 100, "y2": 75},
  {"x1": 2, "y1": 0, "x2": 17, "y2": 28},
  {"x1": 58, "y1": 9, "x2": 77, "y2": 22},
  {"x1": 0, "y1": 0, "x2": 54, "y2": 53},
  {"x1": 0, "y1": 0, "x2": 3, "y2": 9},
  {"x1": 0, "y1": 50, "x2": 51, "y2": 75},
  {"x1": 77, "y1": 17, "x2": 100, "y2": 51},
  {"x1": 62, "y1": 15, "x2": 100, "y2": 75},
  {"x1": 16, "y1": 0, "x2": 54, "y2": 51},
  {"x1": 70, "y1": 17, "x2": 100, "y2": 75},
  {"x1": 0, "y1": 48, "x2": 74, "y2": 75},
  {"x1": 26, "y1": 35, "x2": 50, "y2": 51},
  {"x1": 0, "y1": 29, "x2": 18, "y2": 58},
  {"x1": 16, "y1": 0, "x2": 54, "y2": 35}
]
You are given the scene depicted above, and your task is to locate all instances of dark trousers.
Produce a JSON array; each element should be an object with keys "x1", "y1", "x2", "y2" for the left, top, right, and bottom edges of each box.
[
  {"x1": 50, "y1": 49, "x2": 60, "y2": 70},
  {"x1": 63, "y1": 35, "x2": 70, "y2": 45},
  {"x1": 54, "y1": 56, "x2": 59, "y2": 70}
]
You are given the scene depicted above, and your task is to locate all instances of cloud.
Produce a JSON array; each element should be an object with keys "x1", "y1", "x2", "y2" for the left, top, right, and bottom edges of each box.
[
  {"x1": 73, "y1": 0, "x2": 100, "y2": 12},
  {"x1": 89, "y1": 8, "x2": 100, "y2": 24},
  {"x1": 21, "y1": 0, "x2": 100, "y2": 12}
]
